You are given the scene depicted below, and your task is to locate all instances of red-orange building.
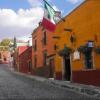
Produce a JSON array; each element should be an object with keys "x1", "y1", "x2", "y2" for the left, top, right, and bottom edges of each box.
[
  {"x1": 32, "y1": 24, "x2": 55, "y2": 78},
  {"x1": 19, "y1": 47, "x2": 32, "y2": 74},
  {"x1": 13, "y1": 46, "x2": 28, "y2": 71}
]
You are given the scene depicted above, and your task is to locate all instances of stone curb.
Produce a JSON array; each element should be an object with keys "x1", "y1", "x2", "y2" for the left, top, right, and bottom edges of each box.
[
  {"x1": 49, "y1": 80, "x2": 100, "y2": 98},
  {"x1": 12, "y1": 70, "x2": 100, "y2": 98}
]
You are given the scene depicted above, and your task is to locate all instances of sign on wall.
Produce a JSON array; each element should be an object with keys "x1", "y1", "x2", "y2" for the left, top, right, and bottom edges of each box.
[{"x1": 73, "y1": 50, "x2": 80, "y2": 60}]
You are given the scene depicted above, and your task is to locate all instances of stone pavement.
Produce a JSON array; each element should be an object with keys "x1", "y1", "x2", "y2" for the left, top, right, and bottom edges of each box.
[
  {"x1": 12, "y1": 69, "x2": 100, "y2": 99},
  {"x1": 0, "y1": 64, "x2": 99, "y2": 100}
]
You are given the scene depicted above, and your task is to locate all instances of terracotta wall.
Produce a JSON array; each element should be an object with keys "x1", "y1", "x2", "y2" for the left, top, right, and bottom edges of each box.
[
  {"x1": 32, "y1": 24, "x2": 55, "y2": 77},
  {"x1": 32, "y1": 26, "x2": 55, "y2": 67},
  {"x1": 13, "y1": 46, "x2": 28, "y2": 71},
  {"x1": 19, "y1": 47, "x2": 32, "y2": 74}
]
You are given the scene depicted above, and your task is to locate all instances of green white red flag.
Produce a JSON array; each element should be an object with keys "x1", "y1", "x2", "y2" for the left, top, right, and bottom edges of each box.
[{"x1": 42, "y1": 0, "x2": 60, "y2": 32}]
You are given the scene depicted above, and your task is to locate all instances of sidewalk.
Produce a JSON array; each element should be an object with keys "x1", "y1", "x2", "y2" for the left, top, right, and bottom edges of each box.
[{"x1": 12, "y1": 71, "x2": 100, "y2": 98}]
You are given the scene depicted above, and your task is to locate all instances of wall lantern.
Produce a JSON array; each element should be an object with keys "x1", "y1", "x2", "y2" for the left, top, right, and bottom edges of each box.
[{"x1": 87, "y1": 41, "x2": 94, "y2": 48}]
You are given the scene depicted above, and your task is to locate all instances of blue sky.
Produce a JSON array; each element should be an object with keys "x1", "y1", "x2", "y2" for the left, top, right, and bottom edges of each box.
[
  {"x1": 0, "y1": 0, "x2": 84, "y2": 41},
  {"x1": 0, "y1": 0, "x2": 84, "y2": 15}
]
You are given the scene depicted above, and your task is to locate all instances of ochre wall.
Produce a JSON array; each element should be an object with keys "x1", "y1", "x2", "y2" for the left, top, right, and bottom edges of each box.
[{"x1": 55, "y1": 0, "x2": 100, "y2": 73}]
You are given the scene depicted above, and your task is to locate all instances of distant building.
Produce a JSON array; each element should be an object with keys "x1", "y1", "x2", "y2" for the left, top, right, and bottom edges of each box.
[
  {"x1": 18, "y1": 46, "x2": 32, "y2": 74},
  {"x1": 16, "y1": 42, "x2": 29, "y2": 47},
  {"x1": 0, "y1": 49, "x2": 10, "y2": 64},
  {"x1": 13, "y1": 46, "x2": 28, "y2": 71}
]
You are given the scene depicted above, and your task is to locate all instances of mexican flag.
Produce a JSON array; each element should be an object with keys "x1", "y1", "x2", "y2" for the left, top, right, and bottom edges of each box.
[{"x1": 41, "y1": 0, "x2": 56, "y2": 32}]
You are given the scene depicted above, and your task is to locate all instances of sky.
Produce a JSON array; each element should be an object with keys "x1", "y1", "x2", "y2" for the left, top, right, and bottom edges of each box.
[{"x1": 0, "y1": 0, "x2": 84, "y2": 41}]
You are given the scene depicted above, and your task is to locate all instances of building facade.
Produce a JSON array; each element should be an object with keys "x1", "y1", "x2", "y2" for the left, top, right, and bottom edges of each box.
[
  {"x1": 32, "y1": 24, "x2": 55, "y2": 78},
  {"x1": 54, "y1": 0, "x2": 100, "y2": 86},
  {"x1": 18, "y1": 47, "x2": 32, "y2": 74},
  {"x1": 0, "y1": 50, "x2": 10, "y2": 64},
  {"x1": 13, "y1": 46, "x2": 28, "y2": 71}
]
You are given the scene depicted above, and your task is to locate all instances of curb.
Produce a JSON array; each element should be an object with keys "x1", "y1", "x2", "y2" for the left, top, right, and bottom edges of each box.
[
  {"x1": 50, "y1": 80, "x2": 100, "y2": 98},
  {"x1": 12, "y1": 70, "x2": 100, "y2": 98}
]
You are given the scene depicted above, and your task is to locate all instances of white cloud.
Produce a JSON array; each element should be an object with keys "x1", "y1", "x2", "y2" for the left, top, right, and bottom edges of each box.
[
  {"x1": 0, "y1": 7, "x2": 44, "y2": 40},
  {"x1": 67, "y1": 0, "x2": 83, "y2": 4}
]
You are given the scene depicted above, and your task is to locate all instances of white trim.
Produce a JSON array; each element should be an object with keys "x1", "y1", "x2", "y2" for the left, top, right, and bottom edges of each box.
[
  {"x1": 92, "y1": 51, "x2": 95, "y2": 69},
  {"x1": 62, "y1": 57, "x2": 64, "y2": 80},
  {"x1": 61, "y1": 55, "x2": 72, "y2": 81},
  {"x1": 83, "y1": 50, "x2": 94, "y2": 70},
  {"x1": 70, "y1": 54, "x2": 72, "y2": 82}
]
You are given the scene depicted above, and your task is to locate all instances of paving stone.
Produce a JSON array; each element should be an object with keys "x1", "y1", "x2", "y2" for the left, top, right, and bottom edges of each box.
[{"x1": 0, "y1": 64, "x2": 99, "y2": 100}]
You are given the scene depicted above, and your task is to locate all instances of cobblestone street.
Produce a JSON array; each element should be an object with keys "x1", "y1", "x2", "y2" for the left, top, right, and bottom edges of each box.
[{"x1": 0, "y1": 64, "x2": 99, "y2": 100}]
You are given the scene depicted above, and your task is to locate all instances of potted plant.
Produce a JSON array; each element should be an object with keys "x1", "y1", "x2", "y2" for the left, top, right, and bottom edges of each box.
[
  {"x1": 78, "y1": 45, "x2": 92, "y2": 54},
  {"x1": 58, "y1": 46, "x2": 72, "y2": 56}
]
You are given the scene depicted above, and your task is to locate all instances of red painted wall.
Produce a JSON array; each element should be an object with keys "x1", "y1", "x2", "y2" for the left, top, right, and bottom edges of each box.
[
  {"x1": 18, "y1": 46, "x2": 28, "y2": 55},
  {"x1": 19, "y1": 47, "x2": 32, "y2": 74},
  {"x1": 72, "y1": 70, "x2": 100, "y2": 86},
  {"x1": 13, "y1": 46, "x2": 28, "y2": 71}
]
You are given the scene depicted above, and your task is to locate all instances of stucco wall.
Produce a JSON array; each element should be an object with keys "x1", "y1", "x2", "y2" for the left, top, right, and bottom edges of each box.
[{"x1": 55, "y1": 0, "x2": 100, "y2": 73}]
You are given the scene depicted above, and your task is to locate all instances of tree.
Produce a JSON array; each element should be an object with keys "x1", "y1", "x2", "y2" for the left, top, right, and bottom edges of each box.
[
  {"x1": 0, "y1": 38, "x2": 11, "y2": 46},
  {"x1": 0, "y1": 38, "x2": 11, "y2": 51},
  {"x1": 13, "y1": 37, "x2": 17, "y2": 50}
]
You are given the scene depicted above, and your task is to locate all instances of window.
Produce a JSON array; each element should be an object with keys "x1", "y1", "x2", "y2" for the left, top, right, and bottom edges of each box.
[
  {"x1": 34, "y1": 40, "x2": 37, "y2": 51},
  {"x1": 84, "y1": 50, "x2": 93, "y2": 69},
  {"x1": 43, "y1": 51, "x2": 47, "y2": 66},
  {"x1": 42, "y1": 31, "x2": 47, "y2": 46},
  {"x1": 34, "y1": 55, "x2": 37, "y2": 68},
  {"x1": 28, "y1": 61, "x2": 32, "y2": 71}
]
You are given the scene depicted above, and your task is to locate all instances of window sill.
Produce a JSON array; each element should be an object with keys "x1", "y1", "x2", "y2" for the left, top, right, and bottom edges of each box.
[{"x1": 82, "y1": 68, "x2": 96, "y2": 71}]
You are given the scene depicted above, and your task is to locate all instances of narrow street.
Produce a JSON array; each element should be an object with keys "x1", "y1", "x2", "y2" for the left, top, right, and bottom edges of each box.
[{"x1": 0, "y1": 64, "x2": 98, "y2": 100}]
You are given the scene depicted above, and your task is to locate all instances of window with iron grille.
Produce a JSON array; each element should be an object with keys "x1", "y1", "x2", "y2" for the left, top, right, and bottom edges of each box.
[
  {"x1": 84, "y1": 51, "x2": 93, "y2": 69},
  {"x1": 34, "y1": 40, "x2": 37, "y2": 51}
]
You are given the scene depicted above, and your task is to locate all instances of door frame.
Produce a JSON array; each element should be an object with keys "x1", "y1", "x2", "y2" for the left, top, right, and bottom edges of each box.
[{"x1": 62, "y1": 54, "x2": 72, "y2": 81}]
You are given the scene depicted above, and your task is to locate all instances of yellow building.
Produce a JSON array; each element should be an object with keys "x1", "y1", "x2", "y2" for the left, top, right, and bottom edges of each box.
[{"x1": 54, "y1": 0, "x2": 100, "y2": 86}]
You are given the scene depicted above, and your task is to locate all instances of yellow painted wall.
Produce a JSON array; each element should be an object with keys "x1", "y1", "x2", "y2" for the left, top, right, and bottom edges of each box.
[{"x1": 55, "y1": 0, "x2": 100, "y2": 72}]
